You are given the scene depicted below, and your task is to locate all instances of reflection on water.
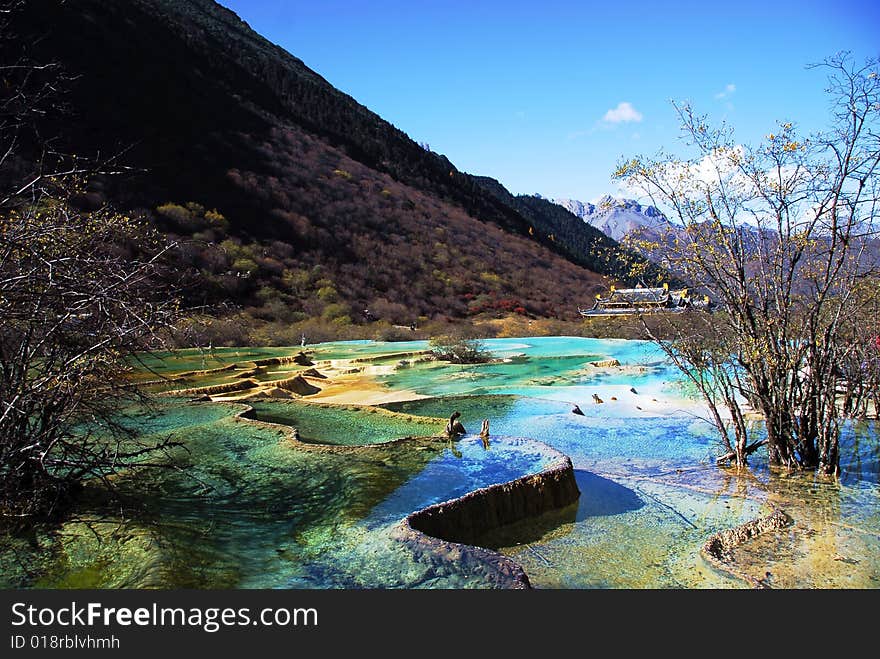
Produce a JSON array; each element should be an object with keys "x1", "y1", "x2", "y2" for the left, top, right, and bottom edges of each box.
[{"x1": 3, "y1": 337, "x2": 878, "y2": 588}]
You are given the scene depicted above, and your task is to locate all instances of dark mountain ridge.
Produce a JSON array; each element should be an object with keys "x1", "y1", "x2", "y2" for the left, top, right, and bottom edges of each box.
[{"x1": 3, "y1": 0, "x2": 654, "y2": 333}]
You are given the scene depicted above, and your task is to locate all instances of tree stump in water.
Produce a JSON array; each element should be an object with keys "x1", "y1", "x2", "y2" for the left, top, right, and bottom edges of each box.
[{"x1": 445, "y1": 411, "x2": 466, "y2": 437}]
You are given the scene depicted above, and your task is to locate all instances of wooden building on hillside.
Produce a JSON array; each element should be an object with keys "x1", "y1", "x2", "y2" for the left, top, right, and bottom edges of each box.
[{"x1": 579, "y1": 283, "x2": 710, "y2": 316}]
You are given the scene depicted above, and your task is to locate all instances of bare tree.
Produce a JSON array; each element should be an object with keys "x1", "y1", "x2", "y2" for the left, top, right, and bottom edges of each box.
[
  {"x1": 1, "y1": 3, "x2": 185, "y2": 518},
  {"x1": 614, "y1": 53, "x2": 880, "y2": 474},
  {"x1": 0, "y1": 189, "x2": 185, "y2": 517}
]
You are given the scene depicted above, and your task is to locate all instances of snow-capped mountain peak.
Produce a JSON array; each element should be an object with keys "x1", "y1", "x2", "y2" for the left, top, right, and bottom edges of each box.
[{"x1": 554, "y1": 196, "x2": 666, "y2": 241}]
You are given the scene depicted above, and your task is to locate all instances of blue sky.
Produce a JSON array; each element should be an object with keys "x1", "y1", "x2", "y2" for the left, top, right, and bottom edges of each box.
[{"x1": 219, "y1": 0, "x2": 879, "y2": 203}]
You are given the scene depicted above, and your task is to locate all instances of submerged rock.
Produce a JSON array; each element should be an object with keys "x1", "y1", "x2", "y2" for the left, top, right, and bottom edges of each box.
[
  {"x1": 275, "y1": 375, "x2": 321, "y2": 396},
  {"x1": 399, "y1": 449, "x2": 580, "y2": 565},
  {"x1": 262, "y1": 387, "x2": 294, "y2": 399},
  {"x1": 590, "y1": 358, "x2": 621, "y2": 368},
  {"x1": 293, "y1": 351, "x2": 314, "y2": 366}
]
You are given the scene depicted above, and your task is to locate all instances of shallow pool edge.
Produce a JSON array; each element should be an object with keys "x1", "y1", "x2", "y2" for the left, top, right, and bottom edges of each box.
[{"x1": 394, "y1": 448, "x2": 580, "y2": 589}]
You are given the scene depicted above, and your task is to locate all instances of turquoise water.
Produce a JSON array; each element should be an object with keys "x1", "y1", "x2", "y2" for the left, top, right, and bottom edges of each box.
[
  {"x1": 381, "y1": 337, "x2": 880, "y2": 588},
  {"x1": 387, "y1": 391, "x2": 880, "y2": 587},
  {"x1": 269, "y1": 436, "x2": 563, "y2": 588},
  {"x1": 247, "y1": 399, "x2": 444, "y2": 445},
  {"x1": 1, "y1": 398, "x2": 558, "y2": 589},
  {"x1": 4, "y1": 336, "x2": 878, "y2": 589},
  {"x1": 377, "y1": 337, "x2": 688, "y2": 408}
]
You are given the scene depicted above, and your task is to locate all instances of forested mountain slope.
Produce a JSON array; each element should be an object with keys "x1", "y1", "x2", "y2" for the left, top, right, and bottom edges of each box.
[{"x1": 3, "y1": 0, "x2": 655, "y2": 332}]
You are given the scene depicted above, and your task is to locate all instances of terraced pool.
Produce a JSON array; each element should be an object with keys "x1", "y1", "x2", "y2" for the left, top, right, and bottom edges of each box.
[{"x1": 3, "y1": 337, "x2": 877, "y2": 589}]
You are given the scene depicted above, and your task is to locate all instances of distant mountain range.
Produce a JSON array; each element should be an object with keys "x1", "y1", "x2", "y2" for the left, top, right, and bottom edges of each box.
[
  {"x1": 555, "y1": 194, "x2": 880, "y2": 291},
  {"x1": 553, "y1": 196, "x2": 667, "y2": 242}
]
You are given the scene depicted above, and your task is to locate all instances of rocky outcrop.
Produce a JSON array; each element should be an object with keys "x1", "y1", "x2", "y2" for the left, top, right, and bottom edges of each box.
[
  {"x1": 590, "y1": 358, "x2": 621, "y2": 368},
  {"x1": 393, "y1": 445, "x2": 580, "y2": 588},
  {"x1": 252, "y1": 353, "x2": 310, "y2": 367},
  {"x1": 392, "y1": 521, "x2": 533, "y2": 589},
  {"x1": 234, "y1": 366, "x2": 267, "y2": 378},
  {"x1": 274, "y1": 375, "x2": 321, "y2": 396},
  {"x1": 292, "y1": 351, "x2": 314, "y2": 366},
  {"x1": 173, "y1": 363, "x2": 238, "y2": 378},
  {"x1": 351, "y1": 351, "x2": 432, "y2": 364},
  {"x1": 402, "y1": 452, "x2": 579, "y2": 546},
  {"x1": 259, "y1": 387, "x2": 294, "y2": 399},
  {"x1": 170, "y1": 378, "x2": 259, "y2": 396},
  {"x1": 701, "y1": 507, "x2": 794, "y2": 588}
]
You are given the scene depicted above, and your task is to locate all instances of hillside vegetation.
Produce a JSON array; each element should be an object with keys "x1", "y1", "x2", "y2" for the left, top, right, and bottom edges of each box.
[{"x1": 4, "y1": 0, "x2": 659, "y2": 343}]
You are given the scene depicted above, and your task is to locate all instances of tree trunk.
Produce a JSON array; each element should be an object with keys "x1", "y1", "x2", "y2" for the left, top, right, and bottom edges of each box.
[{"x1": 763, "y1": 408, "x2": 798, "y2": 468}]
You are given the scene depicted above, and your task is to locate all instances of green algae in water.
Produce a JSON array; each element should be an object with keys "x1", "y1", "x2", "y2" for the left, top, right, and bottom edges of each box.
[
  {"x1": 130, "y1": 346, "x2": 303, "y2": 376},
  {"x1": 261, "y1": 435, "x2": 561, "y2": 589},
  {"x1": 8, "y1": 337, "x2": 880, "y2": 589},
  {"x1": 247, "y1": 399, "x2": 444, "y2": 445},
  {"x1": 4, "y1": 394, "x2": 558, "y2": 589},
  {"x1": 378, "y1": 354, "x2": 607, "y2": 398},
  {"x1": 384, "y1": 394, "x2": 538, "y2": 424},
  {"x1": 17, "y1": 413, "x2": 445, "y2": 588}
]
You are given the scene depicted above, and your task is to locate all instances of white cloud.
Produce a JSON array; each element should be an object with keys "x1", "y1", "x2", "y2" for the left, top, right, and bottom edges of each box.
[
  {"x1": 714, "y1": 83, "x2": 736, "y2": 100},
  {"x1": 657, "y1": 145, "x2": 751, "y2": 195},
  {"x1": 622, "y1": 145, "x2": 825, "y2": 229},
  {"x1": 602, "y1": 102, "x2": 643, "y2": 124}
]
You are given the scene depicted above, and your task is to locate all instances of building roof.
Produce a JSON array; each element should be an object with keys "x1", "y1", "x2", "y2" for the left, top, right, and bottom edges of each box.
[
  {"x1": 581, "y1": 284, "x2": 707, "y2": 316},
  {"x1": 603, "y1": 288, "x2": 671, "y2": 304}
]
